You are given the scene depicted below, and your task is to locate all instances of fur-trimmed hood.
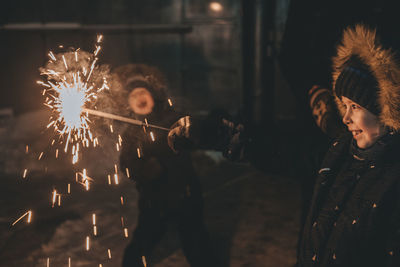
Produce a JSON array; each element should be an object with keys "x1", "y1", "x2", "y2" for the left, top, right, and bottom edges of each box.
[{"x1": 332, "y1": 24, "x2": 400, "y2": 131}]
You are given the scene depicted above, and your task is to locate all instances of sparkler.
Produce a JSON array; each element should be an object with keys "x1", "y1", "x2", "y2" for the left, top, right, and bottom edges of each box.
[{"x1": 39, "y1": 35, "x2": 107, "y2": 164}]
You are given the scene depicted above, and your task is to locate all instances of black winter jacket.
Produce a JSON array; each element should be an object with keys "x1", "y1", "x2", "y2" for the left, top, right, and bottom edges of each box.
[
  {"x1": 298, "y1": 132, "x2": 400, "y2": 267},
  {"x1": 119, "y1": 111, "x2": 199, "y2": 212}
]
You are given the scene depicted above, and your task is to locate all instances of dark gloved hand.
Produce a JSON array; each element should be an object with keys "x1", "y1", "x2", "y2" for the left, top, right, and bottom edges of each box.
[{"x1": 168, "y1": 113, "x2": 246, "y2": 159}]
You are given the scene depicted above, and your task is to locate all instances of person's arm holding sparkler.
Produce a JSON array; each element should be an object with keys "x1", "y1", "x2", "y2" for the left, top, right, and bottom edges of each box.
[{"x1": 168, "y1": 110, "x2": 247, "y2": 161}]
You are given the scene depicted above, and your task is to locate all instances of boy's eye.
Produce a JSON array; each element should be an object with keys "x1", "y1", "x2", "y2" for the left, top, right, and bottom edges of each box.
[{"x1": 351, "y1": 104, "x2": 358, "y2": 109}]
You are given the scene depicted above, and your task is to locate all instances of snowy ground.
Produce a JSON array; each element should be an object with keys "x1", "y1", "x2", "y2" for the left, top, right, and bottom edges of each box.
[{"x1": 0, "y1": 109, "x2": 301, "y2": 267}]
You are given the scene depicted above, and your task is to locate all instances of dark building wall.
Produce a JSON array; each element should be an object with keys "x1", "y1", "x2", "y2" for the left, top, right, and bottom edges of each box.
[{"x1": 0, "y1": 0, "x2": 242, "y2": 115}]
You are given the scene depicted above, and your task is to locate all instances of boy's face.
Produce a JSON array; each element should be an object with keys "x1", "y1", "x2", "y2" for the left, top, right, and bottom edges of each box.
[
  {"x1": 341, "y1": 96, "x2": 386, "y2": 149},
  {"x1": 128, "y1": 87, "x2": 154, "y2": 115}
]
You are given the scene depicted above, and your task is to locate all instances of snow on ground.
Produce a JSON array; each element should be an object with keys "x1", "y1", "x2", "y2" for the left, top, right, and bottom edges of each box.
[{"x1": 0, "y1": 109, "x2": 301, "y2": 267}]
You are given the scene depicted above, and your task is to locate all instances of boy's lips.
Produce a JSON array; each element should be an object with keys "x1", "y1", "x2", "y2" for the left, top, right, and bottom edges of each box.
[{"x1": 350, "y1": 129, "x2": 363, "y2": 138}]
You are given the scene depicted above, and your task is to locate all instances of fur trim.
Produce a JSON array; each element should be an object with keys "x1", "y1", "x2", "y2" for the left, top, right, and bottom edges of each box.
[{"x1": 332, "y1": 24, "x2": 400, "y2": 130}]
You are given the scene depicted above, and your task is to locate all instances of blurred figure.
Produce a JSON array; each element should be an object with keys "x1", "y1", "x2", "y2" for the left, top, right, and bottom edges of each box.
[{"x1": 115, "y1": 64, "x2": 217, "y2": 267}]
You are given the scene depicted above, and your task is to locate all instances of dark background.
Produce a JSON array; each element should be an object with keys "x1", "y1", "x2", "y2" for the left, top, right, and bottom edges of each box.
[{"x1": 0, "y1": 0, "x2": 295, "y2": 126}]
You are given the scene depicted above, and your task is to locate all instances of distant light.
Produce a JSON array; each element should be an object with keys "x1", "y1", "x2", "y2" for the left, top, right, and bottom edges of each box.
[{"x1": 209, "y1": 2, "x2": 223, "y2": 12}]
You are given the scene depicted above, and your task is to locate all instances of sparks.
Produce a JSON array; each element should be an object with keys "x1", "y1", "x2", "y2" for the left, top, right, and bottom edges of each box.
[
  {"x1": 92, "y1": 213, "x2": 96, "y2": 225},
  {"x1": 107, "y1": 249, "x2": 112, "y2": 259},
  {"x1": 142, "y1": 256, "x2": 147, "y2": 267},
  {"x1": 120, "y1": 196, "x2": 124, "y2": 205},
  {"x1": 39, "y1": 41, "x2": 108, "y2": 164},
  {"x1": 93, "y1": 225, "x2": 97, "y2": 236},
  {"x1": 168, "y1": 98, "x2": 173, "y2": 106},
  {"x1": 22, "y1": 169, "x2": 28, "y2": 179},
  {"x1": 11, "y1": 210, "x2": 32, "y2": 226},
  {"x1": 86, "y1": 236, "x2": 90, "y2": 251},
  {"x1": 125, "y1": 168, "x2": 130, "y2": 178},
  {"x1": 48, "y1": 51, "x2": 56, "y2": 61},
  {"x1": 52, "y1": 189, "x2": 57, "y2": 207},
  {"x1": 62, "y1": 55, "x2": 68, "y2": 70},
  {"x1": 150, "y1": 131, "x2": 155, "y2": 142},
  {"x1": 114, "y1": 174, "x2": 119, "y2": 185},
  {"x1": 124, "y1": 228, "x2": 129, "y2": 238}
]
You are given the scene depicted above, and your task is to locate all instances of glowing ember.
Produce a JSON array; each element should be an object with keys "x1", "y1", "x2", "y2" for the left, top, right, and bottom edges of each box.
[
  {"x1": 86, "y1": 236, "x2": 90, "y2": 251},
  {"x1": 142, "y1": 256, "x2": 147, "y2": 267},
  {"x1": 11, "y1": 210, "x2": 32, "y2": 226},
  {"x1": 52, "y1": 189, "x2": 57, "y2": 208},
  {"x1": 150, "y1": 131, "x2": 155, "y2": 142}
]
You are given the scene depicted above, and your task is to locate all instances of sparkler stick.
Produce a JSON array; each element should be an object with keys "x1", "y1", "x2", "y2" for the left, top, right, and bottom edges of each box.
[{"x1": 82, "y1": 108, "x2": 170, "y2": 131}]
